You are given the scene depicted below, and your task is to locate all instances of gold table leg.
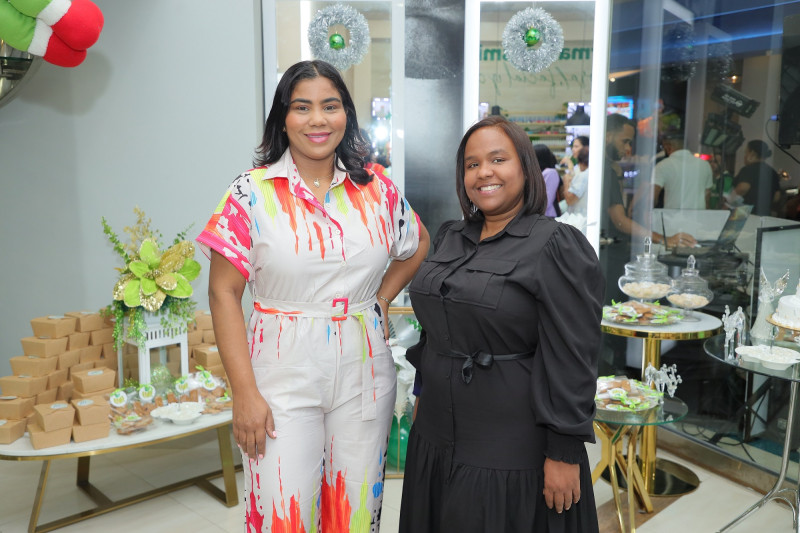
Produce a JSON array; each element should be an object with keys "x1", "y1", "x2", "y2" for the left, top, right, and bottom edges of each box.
[
  {"x1": 28, "y1": 460, "x2": 51, "y2": 533},
  {"x1": 594, "y1": 422, "x2": 655, "y2": 533},
  {"x1": 640, "y1": 338, "x2": 661, "y2": 494}
]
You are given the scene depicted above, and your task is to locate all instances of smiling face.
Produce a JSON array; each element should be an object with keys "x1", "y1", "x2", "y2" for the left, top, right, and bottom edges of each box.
[
  {"x1": 284, "y1": 76, "x2": 347, "y2": 168},
  {"x1": 463, "y1": 126, "x2": 526, "y2": 221}
]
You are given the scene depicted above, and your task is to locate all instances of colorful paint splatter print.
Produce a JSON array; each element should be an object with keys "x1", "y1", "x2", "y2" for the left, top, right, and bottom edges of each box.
[{"x1": 197, "y1": 148, "x2": 419, "y2": 532}]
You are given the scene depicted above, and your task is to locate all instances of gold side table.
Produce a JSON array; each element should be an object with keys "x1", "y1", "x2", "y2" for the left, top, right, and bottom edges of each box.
[
  {"x1": 602, "y1": 311, "x2": 722, "y2": 495},
  {"x1": 593, "y1": 396, "x2": 689, "y2": 532}
]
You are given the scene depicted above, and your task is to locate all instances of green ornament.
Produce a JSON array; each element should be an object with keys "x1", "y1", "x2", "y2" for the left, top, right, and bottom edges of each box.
[
  {"x1": 329, "y1": 33, "x2": 345, "y2": 50},
  {"x1": 525, "y1": 27, "x2": 541, "y2": 47}
]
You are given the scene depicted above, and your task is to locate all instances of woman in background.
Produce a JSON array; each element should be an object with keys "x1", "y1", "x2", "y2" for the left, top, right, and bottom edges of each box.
[
  {"x1": 534, "y1": 143, "x2": 562, "y2": 217},
  {"x1": 399, "y1": 116, "x2": 603, "y2": 533}
]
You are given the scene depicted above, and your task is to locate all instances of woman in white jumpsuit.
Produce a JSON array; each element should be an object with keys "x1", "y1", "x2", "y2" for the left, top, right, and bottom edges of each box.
[{"x1": 198, "y1": 60, "x2": 429, "y2": 532}]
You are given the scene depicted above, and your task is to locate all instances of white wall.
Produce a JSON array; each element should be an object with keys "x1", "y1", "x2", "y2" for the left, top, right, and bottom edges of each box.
[{"x1": 0, "y1": 0, "x2": 264, "y2": 378}]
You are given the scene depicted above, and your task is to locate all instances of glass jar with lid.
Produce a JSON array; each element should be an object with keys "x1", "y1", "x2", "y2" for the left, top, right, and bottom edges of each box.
[
  {"x1": 617, "y1": 237, "x2": 672, "y2": 302},
  {"x1": 666, "y1": 255, "x2": 714, "y2": 321}
]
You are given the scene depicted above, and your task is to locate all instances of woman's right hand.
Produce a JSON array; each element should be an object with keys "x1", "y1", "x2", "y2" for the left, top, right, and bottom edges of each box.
[{"x1": 232, "y1": 389, "x2": 276, "y2": 460}]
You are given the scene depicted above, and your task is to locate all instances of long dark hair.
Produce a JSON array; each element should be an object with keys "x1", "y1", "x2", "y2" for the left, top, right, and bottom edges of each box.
[
  {"x1": 455, "y1": 116, "x2": 547, "y2": 222},
  {"x1": 533, "y1": 144, "x2": 557, "y2": 169},
  {"x1": 254, "y1": 60, "x2": 371, "y2": 184}
]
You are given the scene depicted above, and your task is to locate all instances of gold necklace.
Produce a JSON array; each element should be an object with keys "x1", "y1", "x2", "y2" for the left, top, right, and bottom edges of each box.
[{"x1": 308, "y1": 171, "x2": 334, "y2": 188}]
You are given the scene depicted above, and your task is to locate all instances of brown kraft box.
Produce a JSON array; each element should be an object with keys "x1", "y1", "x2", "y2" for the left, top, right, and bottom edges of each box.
[
  {"x1": 194, "y1": 310, "x2": 213, "y2": 331},
  {"x1": 72, "y1": 421, "x2": 110, "y2": 443},
  {"x1": 20, "y1": 337, "x2": 68, "y2": 358},
  {"x1": 187, "y1": 329, "x2": 204, "y2": 346},
  {"x1": 191, "y1": 344, "x2": 213, "y2": 359},
  {"x1": 0, "y1": 375, "x2": 48, "y2": 398},
  {"x1": 47, "y1": 369, "x2": 69, "y2": 390},
  {"x1": 28, "y1": 423, "x2": 72, "y2": 449},
  {"x1": 194, "y1": 346, "x2": 221, "y2": 367},
  {"x1": 30, "y1": 316, "x2": 77, "y2": 339},
  {"x1": 0, "y1": 396, "x2": 35, "y2": 419},
  {"x1": 72, "y1": 386, "x2": 116, "y2": 400},
  {"x1": 94, "y1": 357, "x2": 118, "y2": 371},
  {"x1": 67, "y1": 331, "x2": 90, "y2": 350},
  {"x1": 71, "y1": 396, "x2": 111, "y2": 425},
  {"x1": 202, "y1": 329, "x2": 216, "y2": 344},
  {"x1": 71, "y1": 368, "x2": 116, "y2": 393},
  {"x1": 34, "y1": 402, "x2": 75, "y2": 431},
  {"x1": 57, "y1": 381, "x2": 74, "y2": 401},
  {"x1": 89, "y1": 328, "x2": 114, "y2": 346},
  {"x1": 35, "y1": 388, "x2": 58, "y2": 405},
  {"x1": 82, "y1": 344, "x2": 103, "y2": 361},
  {"x1": 0, "y1": 419, "x2": 26, "y2": 444},
  {"x1": 69, "y1": 362, "x2": 96, "y2": 378},
  {"x1": 9, "y1": 355, "x2": 58, "y2": 377},
  {"x1": 57, "y1": 349, "x2": 82, "y2": 370},
  {"x1": 80, "y1": 346, "x2": 102, "y2": 363},
  {"x1": 205, "y1": 364, "x2": 227, "y2": 378},
  {"x1": 101, "y1": 343, "x2": 116, "y2": 359},
  {"x1": 65, "y1": 311, "x2": 105, "y2": 332}
]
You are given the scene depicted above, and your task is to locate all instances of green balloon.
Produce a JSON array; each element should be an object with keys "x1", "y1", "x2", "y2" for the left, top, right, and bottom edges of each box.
[
  {"x1": 329, "y1": 33, "x2": 346, "y2": 50},
  {"x1": 525, "y1": 28, "x2": 541, "y2": 47},
  {"x1": 387, "y1": 415, "x2": 411, "y2": 469}
]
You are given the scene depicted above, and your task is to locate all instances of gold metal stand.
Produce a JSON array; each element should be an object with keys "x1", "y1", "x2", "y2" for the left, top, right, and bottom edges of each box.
[
  {"x1": 593, "y1": 422, "x2": 653, "y2": 533},
  {"x1": 602, "y1": 313, "x2": 721, "y2": 496}
]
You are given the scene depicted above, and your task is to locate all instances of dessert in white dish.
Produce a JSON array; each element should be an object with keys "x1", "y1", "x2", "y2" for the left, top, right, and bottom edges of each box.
[
  {"x1": 773, "y1": 292, "x2": 800, "y2": 330},
  {"x1": 735, "y1": 345, "x2": 800, "y2": 370}
]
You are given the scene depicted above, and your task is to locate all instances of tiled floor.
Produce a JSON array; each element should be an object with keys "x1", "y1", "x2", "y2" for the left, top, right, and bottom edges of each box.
[{"x1": 0, "y1": 430, "x2": 793, "y2": 533}]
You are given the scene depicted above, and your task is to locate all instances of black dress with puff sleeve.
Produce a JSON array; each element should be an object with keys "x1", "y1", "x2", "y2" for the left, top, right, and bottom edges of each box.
[{"x1": 399, "y1": 212, "x2": 604, "y2": 533}]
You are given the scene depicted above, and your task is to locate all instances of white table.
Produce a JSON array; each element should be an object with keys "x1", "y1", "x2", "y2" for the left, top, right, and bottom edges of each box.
[{"x1": 0, "y1": 411, "x2": 237, "y2": 533}]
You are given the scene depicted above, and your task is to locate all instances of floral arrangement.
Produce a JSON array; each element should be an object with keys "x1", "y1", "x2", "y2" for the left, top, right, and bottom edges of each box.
[{"x1": 101, "y1": 208, "x2": 200, "y2": 349}]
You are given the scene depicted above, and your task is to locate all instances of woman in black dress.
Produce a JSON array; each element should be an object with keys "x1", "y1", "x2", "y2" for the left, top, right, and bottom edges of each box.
[{"x1": 399, "y1": 116, "x2": 603, "y2": 532}]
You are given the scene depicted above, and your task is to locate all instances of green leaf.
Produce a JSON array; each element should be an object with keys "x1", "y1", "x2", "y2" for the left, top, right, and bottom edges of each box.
[
  {"x1": 140, "y1": 277, "x2": 158, "y2": 295},
  {"x1": 178, "y1": 258, "x2": 201, "y2": 281},
  {"x1": 155, "y1": 273, "x2": 177, "y2": 291},
  {"x1": 139, "y1": 239, "x2": 162, "y2": 269},
  {"x1": 123, "y1": 279, "x2": 142, "y2": 307},
  {"x1": 128, "y1": 260, "x2": 150, "y2": 278},
  {"x1": 165, "y1": 274, "x2": 193, "y2": 298}
]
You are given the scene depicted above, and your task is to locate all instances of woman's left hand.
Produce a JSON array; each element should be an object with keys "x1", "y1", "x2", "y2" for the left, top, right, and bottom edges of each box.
[{"x1": 543, "y1": 457, "x2": 581, "y2": 513}]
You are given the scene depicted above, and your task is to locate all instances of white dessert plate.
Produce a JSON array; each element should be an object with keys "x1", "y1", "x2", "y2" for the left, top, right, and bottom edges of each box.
[{"x1": 735, "y1": 345, "x2": 800, "y2": 370}]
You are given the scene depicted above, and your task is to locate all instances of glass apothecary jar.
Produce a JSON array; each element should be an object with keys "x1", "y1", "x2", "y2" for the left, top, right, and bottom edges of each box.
[
  {"x1": 666, "y1": 255, "x2": 713, "y2": 321},
  {"x1": 618, "y1": 238, "x2": 672, "y2": 302}
]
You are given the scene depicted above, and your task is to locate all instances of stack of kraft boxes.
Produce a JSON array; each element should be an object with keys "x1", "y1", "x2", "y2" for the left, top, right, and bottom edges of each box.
[
  {"x1": 0, "y1": 312, "x2": 116, "y2": 445},
  {"x1": 190, "y1": 310, "x2": 227, "y2": 380}
]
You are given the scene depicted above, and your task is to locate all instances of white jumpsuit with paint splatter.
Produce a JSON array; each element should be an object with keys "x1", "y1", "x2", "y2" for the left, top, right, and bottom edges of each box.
[{"x1": 197, "y1": 148, "x2": 421, "y2": 533}]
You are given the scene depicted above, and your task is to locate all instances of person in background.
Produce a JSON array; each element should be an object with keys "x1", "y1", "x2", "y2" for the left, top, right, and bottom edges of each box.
[
  {"x1": 601, "y1": 114, "x2": 696, "y2": 249},
  {"x1": 728, "y1": 139, "x2": 781, "y2": 216},
  {"x1": 534, "y1": 143, "x2": 563, "y2": 217},
  {"x1": 627, "y1": 132, "x2": 713, "y2": 213},
  {"x1": 559, "y1": 135, "x2": 589, "y2": 179},
  {"x1": 198, "y1": 59, "x2": 429, "y2": 533},
  {"x1": 399, "y1": 116, "x2": 603, "y2": 533},
  {"x1": 564, "y1": 146, "x2": 590, "y2": 217}
]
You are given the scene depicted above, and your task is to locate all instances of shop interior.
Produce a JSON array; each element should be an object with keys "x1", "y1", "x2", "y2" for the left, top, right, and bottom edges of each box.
[{"x1": 3, "y1": 0, "x2": 800, "y2": 531}]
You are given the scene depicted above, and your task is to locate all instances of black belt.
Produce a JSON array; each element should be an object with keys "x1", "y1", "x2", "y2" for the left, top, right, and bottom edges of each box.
[{"x1": 438, "y1": 349, "x2": 535, "y2": 384}]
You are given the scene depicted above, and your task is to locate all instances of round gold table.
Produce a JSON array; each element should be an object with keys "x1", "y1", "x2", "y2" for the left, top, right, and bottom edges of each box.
[{"x1": 602, "y1": 310, "x2": 722, "y2": 495}]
